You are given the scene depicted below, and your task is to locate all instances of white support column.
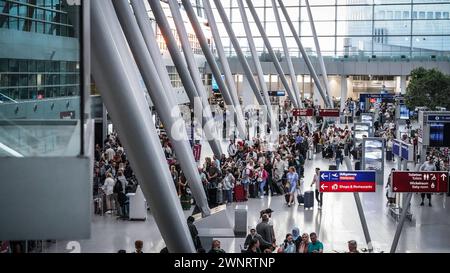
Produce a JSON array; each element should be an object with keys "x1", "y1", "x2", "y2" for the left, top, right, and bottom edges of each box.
[
  {"x1": 400, "y1": 75, "x2": 407, "y2": 95},
  {"x1": 340, "y1": 75, "x2": 348, "y2": 123}
]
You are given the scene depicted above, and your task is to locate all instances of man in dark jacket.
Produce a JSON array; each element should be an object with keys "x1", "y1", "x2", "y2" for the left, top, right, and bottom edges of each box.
[
  {"x1": 243, "y1": 228, "x2": 272, "y2": 251},
  {"x1": 256, "y1": 214, "x2": 273, "y2": 249},
  {"x1": 187, "y1": 216, "x2": 202, "y2": 250}
]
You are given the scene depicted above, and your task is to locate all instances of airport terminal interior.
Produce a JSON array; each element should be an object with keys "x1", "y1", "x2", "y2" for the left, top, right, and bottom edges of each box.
[{"x1": 1, "y1": 0, "x2": 450, "y2": 254}]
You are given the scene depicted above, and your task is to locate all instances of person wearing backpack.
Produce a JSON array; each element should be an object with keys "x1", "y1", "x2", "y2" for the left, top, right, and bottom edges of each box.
[{"x1": 115, "y1": 171, "x2": 129, "y2": 219}]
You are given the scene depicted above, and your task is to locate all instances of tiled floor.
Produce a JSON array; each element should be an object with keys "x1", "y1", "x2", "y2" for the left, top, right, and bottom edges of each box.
[{"x1": 43, "y1": 122, "x2": 450, "y2": 253}]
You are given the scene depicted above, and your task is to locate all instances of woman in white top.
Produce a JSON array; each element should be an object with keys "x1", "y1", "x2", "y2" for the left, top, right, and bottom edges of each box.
[
  {"x1": 222, "y1": 169, "x2": 235, "y2": 204},
  {"x1": 102, "y1": 173, "x2": 116, "y2": 213}
]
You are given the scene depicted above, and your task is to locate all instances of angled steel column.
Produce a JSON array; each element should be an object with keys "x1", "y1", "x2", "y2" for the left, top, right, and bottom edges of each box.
[
  {"x1": 174, "y1": 0, "x2": 246, "y2": 139},
  {"x1": 244, "y1": 0, "x2": 299, "y2": 108},
  {"x1": 91, "y1": 0, "x2": 195, "y2": 253},
  {"x1": 271, "y1": 0, "x2": 302, "y2": 108},
  {"x1": 148, "y1": 0, "x2": 222, "y2": 158},
  {"x1": 305, "y1": 0, "x2": 334, "y2": 108},
  {"x1": 200, "y1": 0, "x2": 240, "y2": 110},
  {"x1": 113, "y1": 0, "x2": 210, "y2": 217},
  {"x1": 236, "y1": 0, "x2": 275, "y2": 126},
  {"x1": 157, "y1": 0, "x2": 211, "y2": 119},
  {"x1": 344, "y1": 156, "x2": 374, "y2": 253},
  {"x1": 390, "y1": 192, "x2": 412, "y2": 253},
  {"x1": 212, "y1": 0, "x2": 266, "y2": 107},
  {"x1": 277, "y1": 0, "x2": 330, "y2": 108}
]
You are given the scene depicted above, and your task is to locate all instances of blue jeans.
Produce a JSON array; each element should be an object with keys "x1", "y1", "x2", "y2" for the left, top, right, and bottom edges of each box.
[
  {"x1": 335, "y1": 158, "x2": 341, "y2": 170},
  {"x1": 259, "y1": 179, "x2": 267, "y2": 196},
  {"x1": 225, "y1": 190, "x2": 232, "y2": 203}
]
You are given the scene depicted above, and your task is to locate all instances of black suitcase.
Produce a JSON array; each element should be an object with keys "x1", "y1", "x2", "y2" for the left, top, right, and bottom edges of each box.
[
  {"x1": 208, "y1": 188, "x2": 218, "y2": 206},
  {"x1": 386, "y1": 150, "x2": 393, "y2": 161},
  {"x1": 355, "y1": 161, "x2": 361, "y2": 170},
  {"x1": 249, "y1": 183, "x2": 258, "y2": 198},
  {"x1": 304, "y1": 191, "x2": 314, "y2": 209},
  {"x1": 329, "y1": 165, "x2": 337, "y2": 170},
  {"x1": 274, "y1": 180, "x2": 284, "y2": 195}
]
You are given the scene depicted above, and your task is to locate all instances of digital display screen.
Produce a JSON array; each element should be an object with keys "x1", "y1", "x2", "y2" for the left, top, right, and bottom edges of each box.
[
  {"x1": 399, "y1": 105, "x2": 410, "y2": 120},
  {"x1": 355, "y1": 124, "x2": 370, "y2": 131},
  {"x1": 355, "y1": 132, "x2": 366, "y2": 140},
  {"x1": 365, "y1": 140, "x2": 383, "y2": 148},
  {"x1": 429, "y1": 123, "x2": 450, "y2": 147}
]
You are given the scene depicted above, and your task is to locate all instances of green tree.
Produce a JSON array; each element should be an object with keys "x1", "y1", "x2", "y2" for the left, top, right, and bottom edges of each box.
[{"x1": 405, "y1": 67, "x2": 450, "y2": 111}]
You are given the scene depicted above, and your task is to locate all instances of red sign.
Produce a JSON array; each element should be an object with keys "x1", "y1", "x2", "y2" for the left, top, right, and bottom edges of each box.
[
  {"x1": 60, "y1": 111, "x2": 75, "y2": 119},
  {"x1": 319, "y1": 182, "x2": 376, "y2": 192},
  {"x1": 292, "y1": 108, "x2": 314, "y2": 117},
  {"x1": 193, "y1": 144, "x2": 202, "y2": 162},
  {"x1": 318, "y1": 109, "x2": 340, "y2": 117},
  {"x1": 392, "y1": 171, "x2": 449, "y2": 193}
]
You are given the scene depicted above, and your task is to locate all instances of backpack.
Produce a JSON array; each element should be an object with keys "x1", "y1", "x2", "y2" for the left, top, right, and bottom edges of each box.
[{"x1": 113, "y1": 180, "x2": 123, "y2": 194}]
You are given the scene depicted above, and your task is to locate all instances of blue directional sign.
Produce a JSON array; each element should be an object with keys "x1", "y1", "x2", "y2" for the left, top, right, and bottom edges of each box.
[
  {"x1": 319, "y1": 171, "x2": 376, "y2": 192},
  {"x1": 427, "y1": 115, "x2": 450, "y2": 122},
  {"x1": 393, "y1": 140, "x2": 401, "y2": 157}
]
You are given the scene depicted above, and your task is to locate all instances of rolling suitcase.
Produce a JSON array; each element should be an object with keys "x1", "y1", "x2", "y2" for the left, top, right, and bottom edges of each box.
[
  {"x1": 386, "y1": 150, "x2": 393, "y2": 161},
  {"x1": 355, "y1": 161, "x2": 361, "y2": 170},
  {"x1": 234, "y1": 184, "x2": 246, "y2": 202},
  {"x1": 208, "y1": 187, "x2": 218, "y2": 206},
  {"x1": 217, "y1": 188, "x2": 223, "y2": 204},
  {"x1": 273, "y1": 180, "x2": 284, "y2": 195},
  {"x1": 249, "y1": 183, "x2": 258, "y2": 198},
  {"x1": 304, "y1": 191, "x2": 314, "y2": 209},
  {"x1": 329, "y1": 165, "x2": 337, "y2": 170},
  {"x1": 180, "y1": 194, "x2": 192, "y2": 210}
]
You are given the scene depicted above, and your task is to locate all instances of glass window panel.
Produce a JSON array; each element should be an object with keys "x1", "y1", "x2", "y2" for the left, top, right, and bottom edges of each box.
[
  {"x1": 0, "y1": 59, "x2": 8, "y2": 72},
  {"x1": 19, "y1": 88, "x2": 28, "y2": 99},
  {"x1": 374, "y1": 0, "x2": 410, "y2": 3},
  {"x1": 374, "y1": 20, "x2": 411, "y2": 35},
  {"x1": 403, "y1": 11, "x2": 410, "y2": 19},
  {"x1": 301, "y1": 21, "x2": 336, "y2": 36},
  {"x1": 28, "y1": 74, "x2": 36, "y2": 86},
  {"x1": 29, "y1": 88, "x2": 37, "y2": 100},
  {"x1": 337, "y1": 6, "x2": 373, "y2": 21},
  {"x1": 336, "y1": 21, "x2": 373, "y2": 36},
  {"x1": 413, "y1": 19, "x2": 450, "y2": 35},
  {"x1": 336, "y1": 36, "x2": 373, "y2": 57},
  {"x1": 28, "y1": 60, "x2": 36, "y2": 72},
  {"x1": 412, "y1": 36, "x2": 449, "y2": 55},
  {"x1": 300, "y1": 6, "x2": 335, "y2": 21}
]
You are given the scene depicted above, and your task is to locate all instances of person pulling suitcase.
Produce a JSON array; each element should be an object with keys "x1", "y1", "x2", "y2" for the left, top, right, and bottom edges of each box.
[{"x1": 310, "y1": 168, "x2": 323, "y2": 209}]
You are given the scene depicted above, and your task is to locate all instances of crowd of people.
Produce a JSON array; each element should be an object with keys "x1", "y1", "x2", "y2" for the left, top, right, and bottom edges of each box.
[{"x1": 93, "y1": 133, "x2": 137, "y2": 220}]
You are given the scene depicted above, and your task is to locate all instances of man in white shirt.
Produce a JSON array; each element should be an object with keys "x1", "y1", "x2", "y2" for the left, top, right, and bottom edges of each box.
[
  {"x1": 228, "y1": 140, "x2": 237, "y2": 158},
  {"x1": 419, "y1": 158, "x2": 436, "y2": 206},
  {"x1": 105, "y1": 146, "x2": 115, "y2": 162}
]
